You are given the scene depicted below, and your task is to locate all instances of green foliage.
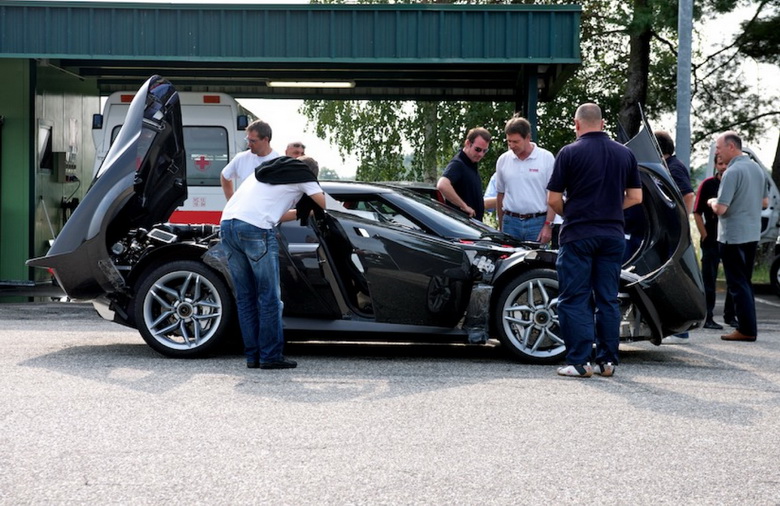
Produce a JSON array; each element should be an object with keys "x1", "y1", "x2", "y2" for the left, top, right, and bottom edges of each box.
[
  {"x1": 301, "y1": 98, "x2": 513, "y2": 185},
  {"x1": 318, "y1": 166, "x2": 341, "y2": 180},
  {"x1": 739, "y1": 2, "x2": 780, "y2": 64}
]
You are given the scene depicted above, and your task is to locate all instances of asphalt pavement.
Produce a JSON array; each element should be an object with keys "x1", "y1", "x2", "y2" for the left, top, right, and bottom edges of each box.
[{"x1": 1, "y1": 294, "x2": 779, "y2": 505}]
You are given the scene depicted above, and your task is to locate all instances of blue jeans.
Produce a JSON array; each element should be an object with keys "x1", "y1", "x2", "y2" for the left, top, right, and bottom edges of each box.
[
  {"x1": 720, "y1": 241, "x2": 758, "y2": 336},
  {"x1": 556, "y1": 236, "x2": 625, "y2": 365},
  {"x1": 503, "y1": 214, "x2": 545, "y2": 242},
  {"x1": 220, "y1": 219, "x2": 285, "y2": 363}
]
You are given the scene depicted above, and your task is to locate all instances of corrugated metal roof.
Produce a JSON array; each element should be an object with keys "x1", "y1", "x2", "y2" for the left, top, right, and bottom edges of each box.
[{"x1": 0, "y1": 2, "x2": 581, "y2": 100}]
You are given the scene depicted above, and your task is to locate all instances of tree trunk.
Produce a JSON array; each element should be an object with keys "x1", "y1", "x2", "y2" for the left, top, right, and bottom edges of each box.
[
  {"x1": 618, "y1": 0, "x2": 652, "y2": 138},
  {"x1": 421, "y1": 102, "x2": 438, "y2": 184},
  {"x1": 773, "y1": 130, "x2": 780, "y2": 191}
]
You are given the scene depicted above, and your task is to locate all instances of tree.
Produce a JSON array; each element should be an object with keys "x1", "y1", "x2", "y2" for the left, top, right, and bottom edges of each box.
[
  {"x1": 318, "y1": 166, "x2": 341, "y2": 180},
  {"x1": 301, "y1": 0, "x2": 779, "y2": 186},
  {"x1": 735, "y1": 0, "x2": 780, "y2": 188}
]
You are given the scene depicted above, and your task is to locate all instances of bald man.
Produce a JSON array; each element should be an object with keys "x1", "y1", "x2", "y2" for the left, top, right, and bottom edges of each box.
[{"x1": 547, "y1": 103, "x2": 642, "y2": 378}]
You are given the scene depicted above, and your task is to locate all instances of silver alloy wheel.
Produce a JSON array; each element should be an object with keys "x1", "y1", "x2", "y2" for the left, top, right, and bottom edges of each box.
[
  {"x1": 141, "y1": 270, "x2": 224, "y2": 351},
  {"x1": 771, "y1": 255, "x2": 780, "y2": 298},
  {"x1": 500, "y1": 274, "x2": 565, "y2": 361}
]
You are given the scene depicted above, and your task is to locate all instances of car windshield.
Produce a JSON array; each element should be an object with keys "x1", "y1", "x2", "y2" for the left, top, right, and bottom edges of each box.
[{"x1": 333, "y1": 186, "x2": 501, "y2": 240}]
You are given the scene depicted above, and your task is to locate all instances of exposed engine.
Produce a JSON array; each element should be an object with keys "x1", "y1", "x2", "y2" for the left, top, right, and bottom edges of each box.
[{"x1": 109, "y1": 224, "x2": 219, "y2": 268}]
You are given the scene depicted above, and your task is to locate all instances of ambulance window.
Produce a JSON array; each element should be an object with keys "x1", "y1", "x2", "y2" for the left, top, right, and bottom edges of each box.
[
  {"x1": 184, "y1": 126, "x2": 229, "y2": 186},
  {"x1": 109, "y1": 125, "x2": 229, "y2": 186}
]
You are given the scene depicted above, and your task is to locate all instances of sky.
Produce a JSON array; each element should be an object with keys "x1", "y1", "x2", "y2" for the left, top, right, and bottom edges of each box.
[
  {"x1": 41, "y1": 0, "x2": 780, "y2": 175},
  {"x1": 236, "y1": 98, "x2": 360, "y2": 179}
]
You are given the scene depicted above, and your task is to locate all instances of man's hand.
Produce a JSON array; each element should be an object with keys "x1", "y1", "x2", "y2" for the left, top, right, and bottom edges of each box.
[{"x1": 537, "y1": 223, "x2": 552, "y2": 244}]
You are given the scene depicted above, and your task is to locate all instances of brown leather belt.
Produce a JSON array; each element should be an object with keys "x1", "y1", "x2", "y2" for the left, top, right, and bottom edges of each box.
[{"x1": 503, "y1": 210, "x2": 546, "y2": 219}]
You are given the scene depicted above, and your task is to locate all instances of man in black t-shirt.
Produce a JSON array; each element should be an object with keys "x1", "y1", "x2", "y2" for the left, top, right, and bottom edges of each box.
[
  {"x1": 693, "y1": 156, "x2": 734, "y2": 329},
  {"x1": 437, "y1": 127, "x2": 492, "y2": 221}
]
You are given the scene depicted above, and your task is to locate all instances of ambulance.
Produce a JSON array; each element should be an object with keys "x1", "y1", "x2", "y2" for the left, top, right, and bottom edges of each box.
[{"x1": 92, "y1": 91, "x2": 257, "y2": 224}]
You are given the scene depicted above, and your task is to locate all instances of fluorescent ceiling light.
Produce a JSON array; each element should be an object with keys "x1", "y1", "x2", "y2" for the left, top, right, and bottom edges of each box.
[{"x1": 267, "y1": 81, "x2": 355, "y2": 88}]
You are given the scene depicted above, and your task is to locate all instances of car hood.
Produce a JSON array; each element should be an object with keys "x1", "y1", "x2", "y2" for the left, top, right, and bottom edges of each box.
[{"x1": 27, "y1": 75, "x2": 187, "y2": 299}]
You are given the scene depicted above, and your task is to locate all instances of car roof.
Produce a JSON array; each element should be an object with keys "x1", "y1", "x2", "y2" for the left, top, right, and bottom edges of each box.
[{"x1": 320, "y1": 180, "x2": 399, "y2": 195}]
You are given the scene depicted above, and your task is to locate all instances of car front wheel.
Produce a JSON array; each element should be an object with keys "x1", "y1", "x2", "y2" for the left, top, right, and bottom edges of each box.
[
  {"x1": 134, "y1": 260, "x2": 235, "y2": 358},
  {"x1": 493, "y1": 268, "x2": 566, "y2": 364},
  {"x1": 771, "y1": 255, "x2": 780, "y2": 298}
]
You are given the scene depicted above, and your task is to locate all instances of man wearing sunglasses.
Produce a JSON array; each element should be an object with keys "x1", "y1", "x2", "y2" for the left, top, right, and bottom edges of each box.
[
  {"x1": 220, "y1": 119, "x2": 280, "y2": 200},
  {"x1": 437, "y1": 127, "x2": 492, "y2": 220}
]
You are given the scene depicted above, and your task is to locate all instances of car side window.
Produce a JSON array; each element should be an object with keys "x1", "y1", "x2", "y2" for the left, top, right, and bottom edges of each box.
[{"x1": 338, "y1": 196, "x2": 424, "y2": 232}]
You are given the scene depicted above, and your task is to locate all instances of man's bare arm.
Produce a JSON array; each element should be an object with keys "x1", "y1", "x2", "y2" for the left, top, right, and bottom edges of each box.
[
  {"x1": 547, "y1": 190, "x2": 564, "y2": 216},
  {"x1": 437, "y1": 177, "x2": 474, "y2": 217},
  {"x1": 623, "y1": 188, "x2": 642, "y2": 209},
  {"x1": 693, "y1": 212, "x2": 707, "y2": 241},
  {"x1": 220, "y1": 175, "x2": 234, "y2": 200},
  {"x1": 683, "y1": 192, "x2": 695, "y2": 214}
]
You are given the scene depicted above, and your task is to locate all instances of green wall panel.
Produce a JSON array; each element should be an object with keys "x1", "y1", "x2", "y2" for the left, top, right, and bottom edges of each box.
[{"x1": 0, "y1": 59, "x2": 32, "y2": 283}]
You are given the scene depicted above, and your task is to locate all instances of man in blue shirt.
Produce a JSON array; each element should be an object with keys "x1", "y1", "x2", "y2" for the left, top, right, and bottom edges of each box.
[
  {"x1": 437, "y1": 127, "x2": 492, "y2": 221},
  {"x1": 547, "y1": 103, "x2": 643, "y2": 378},
  {"x1": 655, "y1": 130, "x2": 695, "y2": 213},
  {"x1": 709, "y1": 131, "x2": 769, "y2": 342}
]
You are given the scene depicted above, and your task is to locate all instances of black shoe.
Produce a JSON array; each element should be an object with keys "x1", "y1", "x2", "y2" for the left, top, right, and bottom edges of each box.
[
  {"x1": 260, "y1": 357, "x2": 298, "y2": 370},
  {"x1": 247, "y1": 361, "x2": 260, "y2": 369},
  {"x1": 703, "y1": 319, "x2": 724, "y2": 330},
  {"x1": 724, "y1": 318, "x2": 739, "y2": 328}
]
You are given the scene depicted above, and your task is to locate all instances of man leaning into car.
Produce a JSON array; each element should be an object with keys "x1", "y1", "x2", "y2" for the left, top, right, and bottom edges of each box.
[
  {"x1": 547, "y1": 103, "x2": 642, "y2": 378},
  {"x1": 220, "y1": 155, "x2": 326, "y2": 369}
]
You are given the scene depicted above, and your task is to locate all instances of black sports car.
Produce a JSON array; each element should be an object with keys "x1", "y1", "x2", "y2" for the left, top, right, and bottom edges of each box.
[{"x1": 28, "y1": 76, "x2": 706, "y2": 363}]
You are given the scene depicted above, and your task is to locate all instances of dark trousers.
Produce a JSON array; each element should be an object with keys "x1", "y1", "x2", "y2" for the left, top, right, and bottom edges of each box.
[
  {"x1": 719, "y1": 241, "x2": 758, "y2": 336},
  {"x1": 556, "y1": 236, "x2": 625, "y2": 365},
  {"x1": 700, "y1": 243, "x2": 733, "y2": 321}
]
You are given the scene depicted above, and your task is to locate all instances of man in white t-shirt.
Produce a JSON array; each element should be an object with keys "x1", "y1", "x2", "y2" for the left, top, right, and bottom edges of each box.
[
  {"x1": 220, "y1": 156, "x2": 326, "y2": 370},
  {"x1": 495, "y1": 116, "x2": 556, "y2": 243},
  {"x1": 220, "y1": 119, "x2": 280, "y2": 200}
]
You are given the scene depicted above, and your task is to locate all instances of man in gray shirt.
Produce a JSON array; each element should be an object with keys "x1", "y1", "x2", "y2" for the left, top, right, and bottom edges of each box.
[{"x1": 708, "y1": 131, "x2": 769, "y2": 342}]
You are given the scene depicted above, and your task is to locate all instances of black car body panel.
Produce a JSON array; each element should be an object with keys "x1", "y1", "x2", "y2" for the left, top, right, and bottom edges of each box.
[
  {"x1": 28, "y1": 76, "x2": 187, "y2": 299},
  {"x1": 623, "y1": 124, "x2": 706, "y2": 337},
  {"x1": 27, "y1": 76, "x2": 705, "y2": 362}
]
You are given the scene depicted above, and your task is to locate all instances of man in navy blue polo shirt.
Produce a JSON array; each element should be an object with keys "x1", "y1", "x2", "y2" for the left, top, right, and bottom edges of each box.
[
  {"x1": 437, "y1": 127, "x2": 492, "y2": 221},
  {"x1": 547, "y1": 103, "x2": 643, "y2": 378}
]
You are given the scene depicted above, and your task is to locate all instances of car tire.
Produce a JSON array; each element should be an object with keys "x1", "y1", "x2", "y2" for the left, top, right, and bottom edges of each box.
[
  {"x1": 771, "y1": 255, "x2": 780, "y2": 298},
  {"x1": 493, "y1": 268, "x2": 566, "y2": 364},
  {"x1": 133, "y1": 259, "x2": 235, "y2": 358}
]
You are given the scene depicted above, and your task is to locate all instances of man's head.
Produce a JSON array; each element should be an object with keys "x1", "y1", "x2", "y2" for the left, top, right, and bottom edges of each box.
[
  {"x1": 245, "y1": 120, "x2": 273, "y2": 156},
  {"x1": 286, "y1": 142, "x2": 306, "y2": 158},
  {"x1": 573, "y1": 103, "x2": 604, "y2": 138},
  {"x1": 298, "y1": 155, "x2": 319, "y2": 178},
  {"x1": 654, "y1": 131, "x2": 675, "y2": 158},
  {"x1": 715, "y1": 131, "x2": 742, "y2": 165},
  {"x1": 463, "y1": 127, "x2": 492, "y2": 163},
  {"x1": 504, "y1": 116, "x2": 533, "y2": 158}
]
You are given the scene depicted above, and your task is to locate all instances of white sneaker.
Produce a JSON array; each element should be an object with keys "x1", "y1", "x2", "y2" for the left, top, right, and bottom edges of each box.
[
  {"x1": 557, "y1": 364, "x2": 593, "y2": 377},
  {"x1": 662, "y1": 335, "x2": 691, "y2": 345},
  {"x1": 593, "y1": 363, "x2": 615, "y2": 377}
]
